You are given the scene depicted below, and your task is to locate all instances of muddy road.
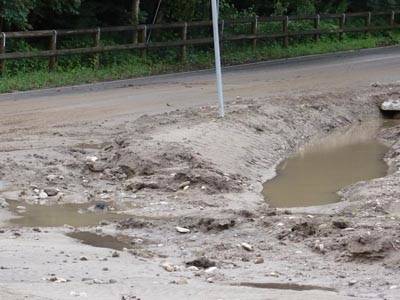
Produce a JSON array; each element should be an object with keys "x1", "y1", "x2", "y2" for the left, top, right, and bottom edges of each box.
[
  {"x1": 1, "y1": 46, "x2": 400, "y2": 131},
  {"x1": 1, "y1": 49, "x2": 400, "y2": 299}
]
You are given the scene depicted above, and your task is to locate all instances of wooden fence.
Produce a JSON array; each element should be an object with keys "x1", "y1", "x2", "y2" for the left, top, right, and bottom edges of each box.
[{"x1": 0, "y1": 11, "x2": 399, "y2": 74}]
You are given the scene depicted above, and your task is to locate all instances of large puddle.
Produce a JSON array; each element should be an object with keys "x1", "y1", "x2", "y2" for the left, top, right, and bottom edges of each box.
[
  {"x1": 7, "y1": 201, "x2": 130, "y2": 227},
  {"x1": 263, "y1": 120, "x2": 393, "y2": 208}
]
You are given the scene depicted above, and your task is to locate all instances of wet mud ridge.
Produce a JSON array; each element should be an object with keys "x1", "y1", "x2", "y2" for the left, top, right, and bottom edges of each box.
[{"x1": 0, "y1": 84, "x2": 400, "y2": 299}]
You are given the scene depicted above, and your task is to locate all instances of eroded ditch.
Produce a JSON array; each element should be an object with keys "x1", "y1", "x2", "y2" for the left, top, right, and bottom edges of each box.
[
  {"x1": 3, "y1": 116, "x2": 400, "y2": 253},
  {"x1": 263, "y1": 119, "x2": 398, "y2": 208}
]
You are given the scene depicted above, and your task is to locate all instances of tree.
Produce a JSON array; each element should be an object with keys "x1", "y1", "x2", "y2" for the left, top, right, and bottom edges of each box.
[
  {"x1": 0, "y1": 0, "x2": 80, "y2": 31},
  {"x1": 0, "y1": 0, "x2": 34, "y2": 31}
]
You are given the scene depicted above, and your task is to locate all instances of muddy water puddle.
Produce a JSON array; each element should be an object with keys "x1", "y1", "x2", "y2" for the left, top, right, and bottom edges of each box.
[
  {"x1": 263, "y1": 121, "x2": 391, "y2": 208},
  {"x1": 66, "y1": 231, "x2": 133, "y2": 251},
  {"x1": 234, "y1": 282, "x2": 336, "y2": 292},
  {"x1": 7, "y1": 201, "x2": 130, "y2": 227}
]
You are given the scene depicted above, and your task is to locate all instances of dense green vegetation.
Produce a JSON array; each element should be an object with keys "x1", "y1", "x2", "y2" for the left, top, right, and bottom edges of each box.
[
  {"x1": 2, "y1": 1, "x2": 400, "y2": 31},
  {"x1": 1, "y1": 1, "x2": 400, "y2": 92}
]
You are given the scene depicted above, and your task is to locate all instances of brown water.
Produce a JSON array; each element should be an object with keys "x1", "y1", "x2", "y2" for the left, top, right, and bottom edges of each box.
[
  {"x1": 66, "y1": 231, "x2": 133, "y2": 251},
  {"x1": 263, "y1": 121, "x2": 390, "y2": 208},
  {"x1": 234, "y1": 282, "x2": 336, "y2": 292},
  {"x1": 7, "y1": 201, "x2": 129, "y2": 227}
]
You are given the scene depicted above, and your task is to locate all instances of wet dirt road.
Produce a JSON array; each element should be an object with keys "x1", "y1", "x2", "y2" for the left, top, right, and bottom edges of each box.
[
  {"x1": 1, "y1": 48, "x2": 400, "y2": 299},
  {"x1": 1, "y1": 46, "x2": 400, "y2": 131}
]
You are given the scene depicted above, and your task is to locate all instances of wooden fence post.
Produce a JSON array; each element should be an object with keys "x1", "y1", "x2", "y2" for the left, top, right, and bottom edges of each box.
[
  {"x1": 251, "y1": 16, "x2": 259, "y2": 53},
  {"x1": 131, "y1": 0, "x2": 140, "y2": 43},
  {"x1": 140, "y1": 25, "x2": 147, "y2": 58},
  {"x1": 339, "y1": 13, "x2": 346, "y2": 40},
  {"x1": 365, "y1": 12, "x2": 371, "y2": 35},
  {"x1": 314, "y1": 14, "x2": 320, "y2": 42},
  {"x1": 93, "y1": 27, "x2": 101, "y2": 68},
  {"x1": 0, "y1": 33, "x2": 5, "y2": 75},
  {"x1": 181, "y1": 22, "x2": 188, "y2": 63},
  {"x1": 283, "y1": 16, "x2": 289, "y2": 48},
  {"x1": 390, "y1": 11, "x2": 395, "y2": 27},
  {"x1": 49, "y1": 30, "x2": 57, "y2": 71}
]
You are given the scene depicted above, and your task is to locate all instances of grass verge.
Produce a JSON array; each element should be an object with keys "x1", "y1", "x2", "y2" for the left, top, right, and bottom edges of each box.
[{"x1": 1, "y1": 32, "x2": 399, "y2": 94}]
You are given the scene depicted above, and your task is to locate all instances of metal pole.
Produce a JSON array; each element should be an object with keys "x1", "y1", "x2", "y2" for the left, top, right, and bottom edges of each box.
[{"x1": 211, "y1": 0, "x2": 225, "y2": 117}]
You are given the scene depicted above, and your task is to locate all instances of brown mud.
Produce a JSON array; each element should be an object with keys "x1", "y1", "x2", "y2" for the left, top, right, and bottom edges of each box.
[{"x1": 1, "y1": 83, "x2": 400, "y2": 299}]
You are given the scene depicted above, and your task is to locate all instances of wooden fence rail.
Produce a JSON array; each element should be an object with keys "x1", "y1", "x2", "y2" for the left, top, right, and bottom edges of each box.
[{"x1": 0, "y1": 11, "x2": 399, "y2": 74}]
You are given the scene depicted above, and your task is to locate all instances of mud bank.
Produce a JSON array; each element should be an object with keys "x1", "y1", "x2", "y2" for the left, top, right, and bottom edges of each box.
[{"x1": 0, "y1": 84, "x2": 400, "y2": 299}]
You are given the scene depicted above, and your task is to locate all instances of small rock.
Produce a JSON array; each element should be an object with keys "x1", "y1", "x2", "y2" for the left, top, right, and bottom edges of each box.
[
  {"x1": 45, "y1": 276, "x2": 68, "y2": 283},
  {"x1": 39, "y1": 191, "x2": 48, "y2": 199},
  {"x1": 70, "y1": 291, "x2": 88, "y2": 297},
  {"x1": 206, "y1": 277, "x2": 214, "y2": 283},
  {"x1": 111, "y1": 251, "x2": 120, "y2": 258},
  {"x1": 332, "y1": 219, "x2": 350, "y2": 229},
  {"x1": 254, "y1": 257, "x2": 264, "y2": 264},
  {"x1": 46, "y1": 174, "x2": 58, "y2": 182},
  {"x1": 94, "y1": 202, "x2": 107, "y2": 210},
  {"x1": 381, "y1": 99, "x2": 400, "y2": 111},
  {"x1": 86, "y1": 156, "x2": 98, "y2": 163},
  {"x1": 176, "y1": 226, "x2": 191, "y2": 234},
  {"x1": 348, "y1": 280, "x2": 358, "y2": 286},
  {"x1": 87, "y1": 161, "x2": 106, "y2": 173},
  {"x1": 32, "y1": 227, "x2": 41, "y2": 233},
  {"x1": 80, "y1": 256, "x2": 88, "y2": 261},
  {"x1": 44, "y1": 188, "x2": 59, "y2": 197},
  {"x1": 205, "y1": 267, "x2": 218, "y2": 274},
  {"x1": 161, "y1": 262, "x2": 176, "y2": 272},
  {"x1": 0, "y1": 198, "x2": 9, "y2": 208},
  {"x1": 241, "y1": 242, "x2": 254, "y2": 252},
  {"x1": 170, "y1": 278, "x2": 188, "y2": 285},
  {"x1": 314, "y1": 240, "x2": 326, "y2": 254},
  {"x1": 187, "y1": 266, "x2": 199, "y2": 272},
  {"x1": 109, "y1": 279, "x2": 117, "y2": 284},
  {"x1": 179, "y1": 181, "x2": 191, "y2": 189}
]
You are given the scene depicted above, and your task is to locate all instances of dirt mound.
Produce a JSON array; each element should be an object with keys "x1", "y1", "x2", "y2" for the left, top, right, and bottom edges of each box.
[
  {"x1": 178, "y1": 216, "x2": 237, "y2": 233},
  {"x1": 345, "y1": 233, "x2": 397, "y2": 261},
  {"x1": 81, "y1": 140, "x2": 244, "y2": 195}
]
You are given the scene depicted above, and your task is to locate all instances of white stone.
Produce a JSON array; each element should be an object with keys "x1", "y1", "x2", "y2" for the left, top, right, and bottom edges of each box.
[
  {"x1": 39, "y1": 191, "x2": 48, "y2": 199},
  {"x1": 0, "y1": 198, "x2": 9, "y2": 208},
  {"x1": 241, "y1": 242, "x2": 253, "y2": 251},
  {"x1": 161, "y1": 262, "x2": 176, "y2": 272},
  {"x1": 205, "y1": 267, "x2": 218, "y2": 274},
  {"x1": 381, "y1": 99, "x2": 400, "y2": 111},
  {"x1": 176, "y1": 226, "x2": 190, "y2": 234},
  {"x1": 85, "y1": 156, "x2": 98, "y2": 163}
]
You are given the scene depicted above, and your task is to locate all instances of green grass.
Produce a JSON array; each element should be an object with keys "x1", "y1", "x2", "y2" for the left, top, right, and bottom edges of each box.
[{"x1": 1, "y1": 31, "x2": 400, "y2": 94}]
